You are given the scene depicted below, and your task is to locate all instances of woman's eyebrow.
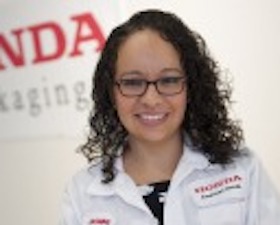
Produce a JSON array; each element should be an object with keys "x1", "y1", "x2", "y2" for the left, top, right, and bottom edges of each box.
[
  {"x1": 160, "y1": 67, "x2": 184, "y2": 74},
  {"x1": 118, "y1": 67, "x2": 184, "y2": 79},
  {"x1": 118, "y1": 70, "x2": 144, "y2": 78}
]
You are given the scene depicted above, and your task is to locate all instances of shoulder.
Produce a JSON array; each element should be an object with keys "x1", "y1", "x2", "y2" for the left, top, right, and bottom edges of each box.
[
  {"x1": 231, "y1": 147, "x2": 262, "y2": 174},
  {"x1": 212, "y1": 146, "x2": 264, "y2": 180},
  {"x1": 196, "y1": 147, "x2": 264, "y2": 187},
  {"x1": 216, "y1": 146, "x2": 275, "y2": 190},
  {"x1": 65, "y1": 161, "x2": 103, "y2": 196}
]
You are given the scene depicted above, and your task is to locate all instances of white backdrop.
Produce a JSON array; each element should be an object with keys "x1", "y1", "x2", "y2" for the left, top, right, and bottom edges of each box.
[{"x1": 0, "y1": 1, "x2": 280, "y2": 225}]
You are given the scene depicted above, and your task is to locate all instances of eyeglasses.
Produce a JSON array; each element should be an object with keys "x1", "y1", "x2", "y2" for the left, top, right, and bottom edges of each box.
[{"x1": 115, "y1": 76, "x2": 186, "y2": 97}]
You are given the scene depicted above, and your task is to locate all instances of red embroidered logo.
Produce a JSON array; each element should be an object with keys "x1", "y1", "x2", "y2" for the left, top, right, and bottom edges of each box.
[
  {"x1": 195, "y1": 174, "x2": 242, "y2": 194},
  {"x1": 90, "y1": 218, "x2": 110, "y2": 225}
]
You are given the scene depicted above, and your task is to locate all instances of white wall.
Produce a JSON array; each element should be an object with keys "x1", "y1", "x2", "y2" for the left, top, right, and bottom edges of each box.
[
  {"x1": 1, "y1": 1, "x2": 280, "y2": 225},
  {"x1": 0, "y1": 138, "x2": 86, "y2": 225}
]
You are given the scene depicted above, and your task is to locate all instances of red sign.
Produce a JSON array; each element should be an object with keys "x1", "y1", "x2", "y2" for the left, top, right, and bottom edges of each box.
[{"x1": 0, "y1": 12, "x2": 105, "y2": 71}]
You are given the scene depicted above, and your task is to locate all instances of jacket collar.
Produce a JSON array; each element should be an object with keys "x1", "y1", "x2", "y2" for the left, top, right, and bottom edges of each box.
[
  {"x1": 86, "y1": 139, "x2": 210, "y2": 197},
  {"x1": 168, "y1": 138, "x2": 210, "y2": 189},
  {"x1": 86, "y1": 140, "x2": 210, "y2": 215},
  {"x1": 86, "y1": 156, "x2": 151, "y2": 215}
]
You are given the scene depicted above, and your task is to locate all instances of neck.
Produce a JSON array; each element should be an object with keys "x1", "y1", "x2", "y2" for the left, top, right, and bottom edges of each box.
[{"x1": 123, "y1": 134, "x2": 184, "y2": 185}]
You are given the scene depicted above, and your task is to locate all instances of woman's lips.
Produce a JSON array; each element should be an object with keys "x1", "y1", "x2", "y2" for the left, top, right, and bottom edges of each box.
[{"x1": 135, "y1": 113, "x2": 168, "y2": 126}]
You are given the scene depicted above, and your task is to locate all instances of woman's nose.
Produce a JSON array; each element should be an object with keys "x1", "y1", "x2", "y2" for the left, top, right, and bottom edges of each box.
[{"x1": 139, "y1": 83, "x2": 163, "y2": 106}]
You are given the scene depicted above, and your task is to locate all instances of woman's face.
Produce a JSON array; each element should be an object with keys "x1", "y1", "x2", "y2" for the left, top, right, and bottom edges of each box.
[{"x1": 113, "y1": 29, "x2": 187, "y2": 145}]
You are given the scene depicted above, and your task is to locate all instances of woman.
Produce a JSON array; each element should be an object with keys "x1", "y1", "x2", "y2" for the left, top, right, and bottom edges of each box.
[{"x1": 61, "y1": 10, "x2": 280, "y2": 225}]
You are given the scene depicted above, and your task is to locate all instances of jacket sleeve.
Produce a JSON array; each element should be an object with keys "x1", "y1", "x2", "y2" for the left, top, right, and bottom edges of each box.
[
  {"x1": 59, "y1": 182, "x2": 81, "y2": 225},
  {"x1": 246, "y1": 155, "x2": 280, "y2": 224}
]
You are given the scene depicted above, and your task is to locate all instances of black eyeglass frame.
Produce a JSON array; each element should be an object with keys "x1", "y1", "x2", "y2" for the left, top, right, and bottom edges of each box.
[{"x1": 115, "y1": 76, "x2": 186, "y2": 97}]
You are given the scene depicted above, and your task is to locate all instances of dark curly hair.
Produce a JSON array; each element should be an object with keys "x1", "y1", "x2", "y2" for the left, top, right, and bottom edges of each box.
[{"x1": 80, "y1": 9, "x2": 243, "y2": 183}]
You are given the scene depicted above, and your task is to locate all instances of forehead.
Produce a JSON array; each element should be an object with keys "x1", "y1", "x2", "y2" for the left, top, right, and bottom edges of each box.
[{"x1": 115, "y1": 29, "x2": 181, "y2": 77}]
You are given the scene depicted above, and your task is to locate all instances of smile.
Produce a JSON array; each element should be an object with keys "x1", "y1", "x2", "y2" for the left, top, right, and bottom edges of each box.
[{"x1": 136, "y1": 113, "x2": 168, "y2": 125}]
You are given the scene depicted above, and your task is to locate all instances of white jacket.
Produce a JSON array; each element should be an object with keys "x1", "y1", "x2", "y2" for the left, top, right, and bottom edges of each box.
[{"x1": 60, "y1": 145, "x2": 280, "y2": 225}]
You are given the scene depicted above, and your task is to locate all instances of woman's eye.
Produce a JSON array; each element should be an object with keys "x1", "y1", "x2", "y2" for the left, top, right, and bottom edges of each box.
[
  {"x1": 160, "y1": 77, "x2": 181, "y2": 85},
  {"x1": 121, "y1": 79, "x2": 145, "y2": 87}
]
